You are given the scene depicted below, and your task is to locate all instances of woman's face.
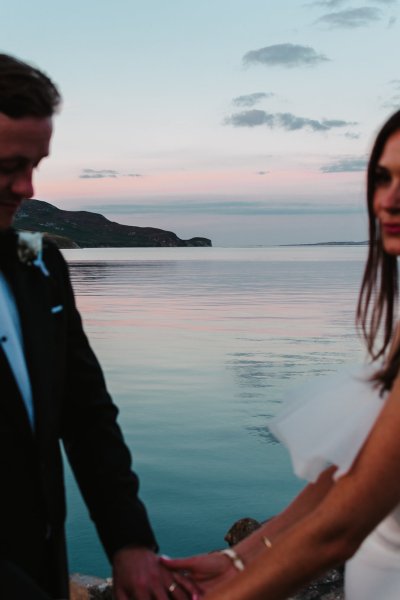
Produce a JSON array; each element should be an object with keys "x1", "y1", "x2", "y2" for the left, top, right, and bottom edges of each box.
[{"x1": 374, "y1": 130, "x2": 400, "y2": 256}]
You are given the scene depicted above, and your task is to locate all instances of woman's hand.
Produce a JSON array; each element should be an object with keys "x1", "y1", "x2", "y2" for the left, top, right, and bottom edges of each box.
[
  {"x1": 112, "y1": 546, "x2": 200, "y2": 600},
  {"x1": 160, "y1": 552, "x2": 239, "y2": 593}
]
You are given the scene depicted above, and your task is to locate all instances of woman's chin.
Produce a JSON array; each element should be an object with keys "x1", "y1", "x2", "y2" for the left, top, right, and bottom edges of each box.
[{"x1": 382, "y1": 239, "x2": 400, "y2": 256}]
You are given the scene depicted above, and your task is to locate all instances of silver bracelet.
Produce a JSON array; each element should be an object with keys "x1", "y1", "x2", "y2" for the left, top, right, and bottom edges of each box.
[
  {"x1": 220, "y1": 548, "x2": 245, "y2": 572},
  {"x1": 262, "y1": 535, "x2": 273, "y2": 549}
]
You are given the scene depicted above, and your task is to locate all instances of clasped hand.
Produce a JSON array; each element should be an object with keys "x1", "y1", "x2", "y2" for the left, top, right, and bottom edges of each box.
[
  {"x1": 112, "y1": 546, "x2": 238, "y2": 600},
  {"x1": 161, "y1": 551, "x2": 240, "y2": 597}
]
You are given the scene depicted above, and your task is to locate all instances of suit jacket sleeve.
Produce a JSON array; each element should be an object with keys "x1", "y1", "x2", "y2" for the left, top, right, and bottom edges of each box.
[
  {"x1": 46, "y1": 245, "x2": 158, "y2": 560},
  {"x1": 0, "y1": 560, "x2": 52, "y2": 600}
]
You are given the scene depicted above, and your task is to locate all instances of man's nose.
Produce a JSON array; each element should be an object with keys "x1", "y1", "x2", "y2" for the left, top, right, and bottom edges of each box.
[{"x1": 10, "y1": 167, "x2": 34, "y2": 199}]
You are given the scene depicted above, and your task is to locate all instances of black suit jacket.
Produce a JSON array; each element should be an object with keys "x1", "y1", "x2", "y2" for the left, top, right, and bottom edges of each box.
[{"x1": 0, "y1": 236, "x2": 157, "y2": 598}]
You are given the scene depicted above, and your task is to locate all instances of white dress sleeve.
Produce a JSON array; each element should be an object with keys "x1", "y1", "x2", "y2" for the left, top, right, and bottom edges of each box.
[{"x1": 268, "y1": 366, "x2": 386, "y2": 483}]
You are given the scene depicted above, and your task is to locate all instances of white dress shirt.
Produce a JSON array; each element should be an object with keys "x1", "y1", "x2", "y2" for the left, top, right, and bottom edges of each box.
[{"x1": 0, "y1": 270, "x2": 35, "y2": 429}]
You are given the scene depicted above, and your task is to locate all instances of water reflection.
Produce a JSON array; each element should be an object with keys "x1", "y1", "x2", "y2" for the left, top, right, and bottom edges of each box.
[
  {"x1": 65, "y1": 248, "x2": 366, "y2": 575},
  {"x1": 68, "y1": 253, "x2": 364, "y2": 418}
]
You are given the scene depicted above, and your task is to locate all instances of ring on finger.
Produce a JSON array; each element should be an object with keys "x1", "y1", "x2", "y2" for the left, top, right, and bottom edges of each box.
[
  {"x1": 168, "y1": 581, "x2": 178, "y2": 593},
  {"x1": 181, "y1": 569, "x2": 190, "y2": 577}
]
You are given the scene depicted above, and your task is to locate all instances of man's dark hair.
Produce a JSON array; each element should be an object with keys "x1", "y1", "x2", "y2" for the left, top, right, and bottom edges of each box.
[{"x1": 0, "y1": 54, "x2": 61, "y2": 118}]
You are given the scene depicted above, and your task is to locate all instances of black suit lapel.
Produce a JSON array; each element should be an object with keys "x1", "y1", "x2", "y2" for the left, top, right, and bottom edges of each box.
[{"x1": 0, "y1": 343, "x2": 33, "y2": 441}]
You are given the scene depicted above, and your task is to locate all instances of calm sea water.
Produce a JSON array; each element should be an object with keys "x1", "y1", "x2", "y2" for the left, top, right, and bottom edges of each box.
[{"x1": 61, "y1": 246, "x2": 367, "y2": 576}]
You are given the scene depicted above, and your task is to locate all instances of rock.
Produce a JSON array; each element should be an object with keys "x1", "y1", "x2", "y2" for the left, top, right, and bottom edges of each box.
[
  {"x1": 224, "y1": 518, "x2": 261, "y2": 545},
  {"x1": 289, "y1": 568, "x2": 344, "y2": 600},
  {"x1": 70, "y1": 574, "x2": 113, "y2": 600}
]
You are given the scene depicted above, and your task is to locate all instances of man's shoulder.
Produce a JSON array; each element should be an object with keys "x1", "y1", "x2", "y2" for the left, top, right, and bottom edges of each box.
[{"x1": 43, "y1": 236, "x2": 62, "y2": 254}]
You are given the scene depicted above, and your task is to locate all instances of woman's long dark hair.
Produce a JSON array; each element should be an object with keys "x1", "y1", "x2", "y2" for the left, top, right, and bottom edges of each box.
[{"x1": 357, "y1": 110, "x2": 400, "y2": 393}]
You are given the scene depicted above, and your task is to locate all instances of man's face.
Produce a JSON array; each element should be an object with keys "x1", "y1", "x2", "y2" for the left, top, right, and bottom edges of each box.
[{"x1": 0, "y1": 114, "x2": 52, "y2": 230}]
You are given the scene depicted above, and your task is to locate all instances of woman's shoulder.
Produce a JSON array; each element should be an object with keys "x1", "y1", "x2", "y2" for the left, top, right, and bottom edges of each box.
[{"x1": 268, "y1": 365, "x2": 386, "y2": 483}]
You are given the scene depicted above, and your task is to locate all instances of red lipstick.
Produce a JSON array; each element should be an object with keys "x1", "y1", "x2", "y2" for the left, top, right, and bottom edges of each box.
[{"x1": 383, "y1": 224, "x2": 400, "y2": 234}]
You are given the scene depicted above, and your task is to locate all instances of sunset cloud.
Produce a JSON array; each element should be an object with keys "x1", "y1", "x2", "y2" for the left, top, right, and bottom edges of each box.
[
  {"x1": 316, "y1": 7, "x2": 382, "y2": 28},
  {"x1": 344, "y1": 132, "x2": 361, "y2": 140},
  {"x1": 309, "y1": 0, "x2": 346, "y2": 6},
  {"x1": 224, "y1": 110, "x2": 274, "y2": 127},
  {"x1": 79, "y1": 169, "x2": 143, "y2": 179},
  {"x1": 243, "y1": 43, "x2": 329, "y2": 68},
  {"x1": 79, "y1": 169, "x2": 119, "y2": 179},
  {"x1": 232, "y1": 92, "x2": 274, "y2": 107},
  {"x1": 309, "y1": 0, "x2": 396, "y2": 6},
  {"x1": 320, "y1": 156, "x2": 367, "y2": 172},
  {"x1": 224, "y1": 110, "x2": 355, "y2": 132}
]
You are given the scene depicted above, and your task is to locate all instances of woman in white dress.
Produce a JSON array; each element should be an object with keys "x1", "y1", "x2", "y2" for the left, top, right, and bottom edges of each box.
[{"x1": 163, "y1": 110, "x2": 400, "y2": 600}]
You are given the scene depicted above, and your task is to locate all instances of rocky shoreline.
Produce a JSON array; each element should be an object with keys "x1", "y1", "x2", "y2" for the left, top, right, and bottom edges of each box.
[
  {"x1": 70, "y1": 518, "x2": 344, "y2": 599},
  {"x1": 70, "y1": 569, "x2": 344, "y2": 600}
]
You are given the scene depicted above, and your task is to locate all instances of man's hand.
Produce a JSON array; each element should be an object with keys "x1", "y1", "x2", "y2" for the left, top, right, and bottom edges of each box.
[{"x1": 112, "y1": 546, "x2": 200, "y2": 600}]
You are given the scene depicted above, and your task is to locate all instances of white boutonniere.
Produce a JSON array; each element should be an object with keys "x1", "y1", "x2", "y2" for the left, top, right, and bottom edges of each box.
[{"x1": 17, "y1": 231, "x2": 50, "y2": 277}]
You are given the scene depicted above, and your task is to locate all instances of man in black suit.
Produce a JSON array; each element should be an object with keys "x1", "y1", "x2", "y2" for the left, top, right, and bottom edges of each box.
[{"x1": 0, "y1": 54, "x2": 193, "y2": 600}]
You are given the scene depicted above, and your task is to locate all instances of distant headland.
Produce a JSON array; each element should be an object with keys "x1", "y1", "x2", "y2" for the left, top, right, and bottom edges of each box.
[
  {"x1": 14, "y1": 199, "x2": 212, "y2": 248},
  {"x1": 281, "y1": 241, "x2": 368, "y2": 247}
]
